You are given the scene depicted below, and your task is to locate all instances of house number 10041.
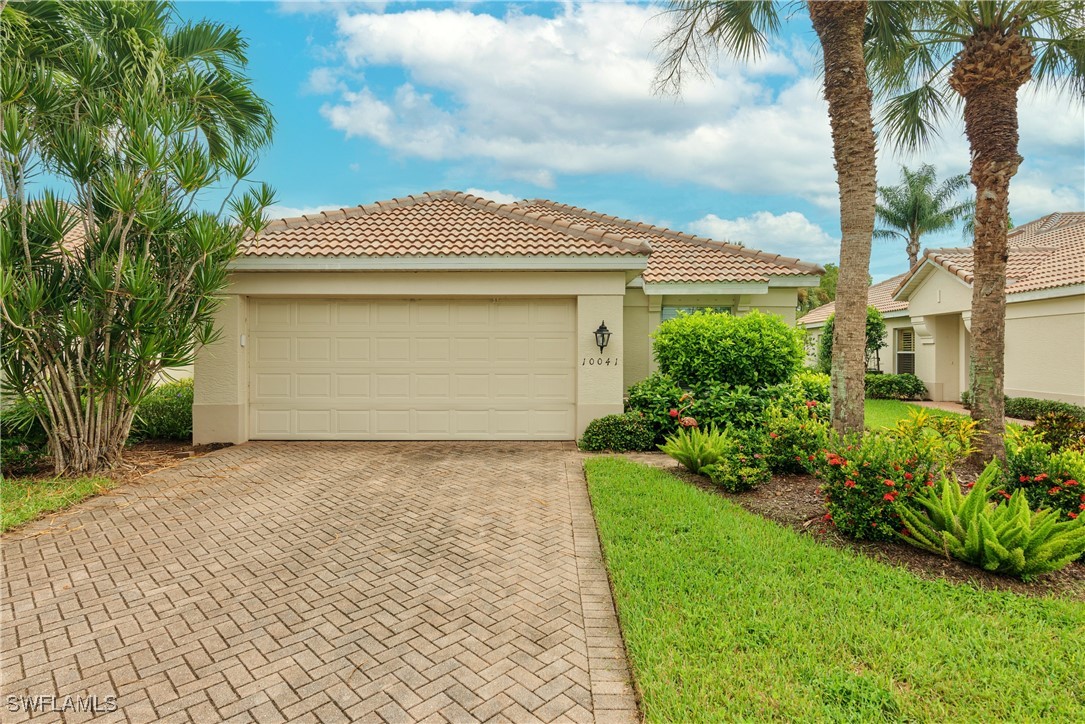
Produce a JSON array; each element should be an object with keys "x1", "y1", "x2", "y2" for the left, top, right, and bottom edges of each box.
[{"x1": 582, "y1": 357, "x2": 618, "y2": 366}]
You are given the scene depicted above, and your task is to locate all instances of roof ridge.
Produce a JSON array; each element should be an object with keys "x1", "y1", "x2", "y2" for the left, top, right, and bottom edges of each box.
[
  {"x1": 259, "y1": 190, "x2": 457, "y2": 233},
  {"x1": 521, "y1": 198, "x2": 823, "y2": 275}
]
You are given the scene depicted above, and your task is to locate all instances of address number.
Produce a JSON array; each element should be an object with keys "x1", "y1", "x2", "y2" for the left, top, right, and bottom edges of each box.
[{"x1": 582, "y1": 357, "x2": 619, "y2": 366}]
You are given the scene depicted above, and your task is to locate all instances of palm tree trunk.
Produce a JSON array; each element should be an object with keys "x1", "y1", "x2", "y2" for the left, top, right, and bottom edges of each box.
[
  {"x1": 808, "y1": 0, "x2": 876, "y2": 434},
  {"x1": 950, "y1": 28, "x2": 1033, "y2": 463},
  {"x1": 907, "y1": 232, "x2": 920, "y2": 269}
]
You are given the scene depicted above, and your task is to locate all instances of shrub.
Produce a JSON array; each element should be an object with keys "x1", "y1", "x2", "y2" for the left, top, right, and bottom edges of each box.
[
  {"x1": 762, "y1": 370, "x2": 831, "y2": 409},
  {"x1": 898, "y1": 462, "x2": 1085, "y2": 580},
  {"x1": 998, "y1": 433, "x2": 1085, "y2": 520},
  {"x1": 1003, "y1": 396, "x2": 1085, "y2": 422},
  {"x1": 815, "y1": 307, "x2": 888, "y2": 374},
  {"x1": 653, "y1": 310, "x2": 803, "y2": 390},
  {"x1": 130, "y1": 379, "x2": 194, "y2": 441},
  {"x1": 702, "y1": 458, "x2": 771, "y2": 493},
  {"x1": 659, "y1": 425, "x2": 732, "y2": 474},
  {"x1": 865, "y1": 373, "x2": 928, "y2": 400},
  {"x1": 580, "y1": 412, "x2": 656, "y2": 452},
  {"x1": 687, "y1": 383, "x2": 768, "y2": 432},
  {"x1": 0, "y1": 396, "x2": 49, "y2": 475},
  {"x1": 814, "y1": 430, "x2": 939, "y2": 540},
  {"x1": 626, "y1": 372, "x2": 684, "y2": 443},
  {"x1": 1033, "y1": 412, "x2": 1085, "y2": 452},
  {"x1": 765, "y1": 400, "x2": 831, "y2": 475},
  {"x1": 889, "y1": 410, "x2": 978, "y2": 472}
]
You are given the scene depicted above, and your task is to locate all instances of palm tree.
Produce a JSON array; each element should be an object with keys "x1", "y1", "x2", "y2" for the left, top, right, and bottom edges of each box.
[
  {"x1": 875, "y1": 164, "x2": 974, "y2": 268},
  {"x1": 872, "y1": 1, "x2": 1085, "y2": 462},
  {"x1": 657, "y1": 0, "x2": 889, "y2": 433}
]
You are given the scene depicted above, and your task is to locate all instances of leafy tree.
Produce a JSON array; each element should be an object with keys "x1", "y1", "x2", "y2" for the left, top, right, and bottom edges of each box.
[
  {"x1": 657, "y1": 0, "x2": 898, "y2": 434},
  {"x1": 816, "y1": 307, "x2": 887, "y2": 374},
  {"x1": 875, "y1": 163, "x2": 974, "y2": 268},
  {"x1": 0, "y1": 1, "x2": 276, "y2": 473},
  {"x1": 798, "y1": 262, "x2": 839, "y2": 314},
  {"x1": 870, "y1": 0, "x2": 1085, "y2": 461}
]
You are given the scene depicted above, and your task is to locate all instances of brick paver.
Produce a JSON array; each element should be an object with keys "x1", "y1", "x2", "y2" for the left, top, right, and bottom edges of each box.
[{"x1": 1, "y1": 442, "x2": 637, "y2": 723}]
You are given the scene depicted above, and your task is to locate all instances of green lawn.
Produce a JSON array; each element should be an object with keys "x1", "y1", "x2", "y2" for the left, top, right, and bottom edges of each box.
[
  {"x1": 1, "y1": 476, "x2": 114, "y2": 532},
  {"x1": 586, "y1": 457, "x2": 1085, "y2": 722},
  {"x1": 864, "y1": 398, "x2": 962, "y2": 430}
]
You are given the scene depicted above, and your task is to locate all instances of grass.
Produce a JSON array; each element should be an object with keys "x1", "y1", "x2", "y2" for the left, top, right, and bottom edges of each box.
[
  {"x1": 864, "y1": 398, "x2": 963, "y2": 430},
  {"x1": 1, "y1": 475, "x2": 114, "y2": 532},
  {"x1": 585, "y1": 457, "x2": 1085, "y2": 722}
]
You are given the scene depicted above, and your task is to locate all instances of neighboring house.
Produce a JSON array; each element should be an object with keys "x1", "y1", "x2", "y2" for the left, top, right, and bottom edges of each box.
[
  {"x1": 800, "y1": 212, "x2": 1085, "y2": 405},
  {"x1": 193, "y1": 191, "x2": 821, "y2": 443},
  {"x1": 798, "y1": 273, "x2": 913, "y2": 374}
]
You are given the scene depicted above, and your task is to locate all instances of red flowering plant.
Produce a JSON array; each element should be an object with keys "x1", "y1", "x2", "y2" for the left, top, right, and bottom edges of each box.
[
  {"x1": 997, "y1": 430, "x2": 1085, "y2": 520},
  {"x1": 812, "y1": 430, "x2": 938, "y2": 540},
  {"x1": 763, "y1": 400, "x2": 830, "y2": 475}
]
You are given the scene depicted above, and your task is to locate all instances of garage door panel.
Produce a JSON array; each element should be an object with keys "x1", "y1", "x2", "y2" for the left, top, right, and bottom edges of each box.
[{"x1": 249, "y1": 298, "x2": 575, "y2": 440}]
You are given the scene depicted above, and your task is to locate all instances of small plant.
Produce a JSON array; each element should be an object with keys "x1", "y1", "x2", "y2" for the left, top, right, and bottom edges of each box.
[
  {"x1": 130, "y1": 379, "x2": 194, "y2": 441},
  {"x1": 659, "y1": 425, "x2": 731, "y2": 473},
  {"x1": 998, "y1": 431, "x2": 1085, "y2": 521},
  {"x1": 898, "y1": 462, "x2": 1085, "y2": 580},
  {"x1": 1033, "y1": 411, "x2": 1085, "y2": 453},
  {"x1": 764, "y1": 400, "x2": 830, "y2": 475},
  {"x1": 865, "y1": 373, "x2": 928, "y2": 401},
  {"x1": 626, "y1": 372, "x2": 684, "y2": 442},
  {"x1": 580, "y1": 412, "x2": 656, "y2": 452},
  {"x1": 702, "y1": 458, "x2": 771, "y2": 493},
  {"x1": 890, "y1": 409, "x2": 978, "y2": 472}
]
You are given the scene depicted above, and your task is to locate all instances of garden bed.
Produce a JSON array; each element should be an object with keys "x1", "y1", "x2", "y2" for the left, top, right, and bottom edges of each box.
[{"x1": 620, "y1": 451, "x2": 1085, "y2": 601}]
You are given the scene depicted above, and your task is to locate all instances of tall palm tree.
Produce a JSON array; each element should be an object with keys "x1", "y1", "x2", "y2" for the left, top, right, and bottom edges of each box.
[
  {"x1": 875, "y1": 163, "x2": 974, "y2": 268},
  {"x1": 872, "y1": 1, "x2": 1085, "y2": 461},
  {"x1": 658, "y1": 0, "x2": 890, "y2": 433}
]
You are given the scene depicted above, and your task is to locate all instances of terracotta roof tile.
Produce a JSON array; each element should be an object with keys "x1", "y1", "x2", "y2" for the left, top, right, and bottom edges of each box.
[{"x1": 798, "y1": 273, "x2": 910, "y2": 327}]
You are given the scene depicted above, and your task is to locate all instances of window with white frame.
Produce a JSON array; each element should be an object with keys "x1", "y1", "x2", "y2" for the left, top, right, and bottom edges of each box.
[{"x1": 896, "y1": 328, "x2": 916, "y2": 374}]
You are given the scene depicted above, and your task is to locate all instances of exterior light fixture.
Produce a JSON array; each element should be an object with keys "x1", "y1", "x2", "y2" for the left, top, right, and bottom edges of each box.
[{"x1": 594, "y1": 321, "x2": 612, "y2": 354}]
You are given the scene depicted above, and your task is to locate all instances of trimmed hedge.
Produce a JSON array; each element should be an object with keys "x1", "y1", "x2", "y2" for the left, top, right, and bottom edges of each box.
[
  {"x1": 130, "y1": 379, "x2": 194, "y2": 441},
  {"x1": 865, "y1": 373, "x2": 927, "y2": 401},
  {"x1": 579, "y1": 412, "x2": 655, "y2": 452},
  {"x1": 1005, "y1": 397, "x2": 1085, "y2": 422}
]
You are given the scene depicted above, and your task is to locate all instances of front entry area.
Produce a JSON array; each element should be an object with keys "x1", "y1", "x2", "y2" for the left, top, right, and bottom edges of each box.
[{"x1": 248, "y1": 298, "x2": 577, "y2": 440}]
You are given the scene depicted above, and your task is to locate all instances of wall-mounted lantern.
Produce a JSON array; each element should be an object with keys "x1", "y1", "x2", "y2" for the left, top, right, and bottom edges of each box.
[{"x1": 594, "y1": 321, "x2": 612, "y2": 354}]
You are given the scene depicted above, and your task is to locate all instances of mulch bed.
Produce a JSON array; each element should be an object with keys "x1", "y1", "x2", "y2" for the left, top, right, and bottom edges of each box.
[
  {"x1": 623, "y1": 452, "x2": 1085, "y2": 602},
  {"x1": 7, "y1": 440, "x2": 230, "y2": 483}
]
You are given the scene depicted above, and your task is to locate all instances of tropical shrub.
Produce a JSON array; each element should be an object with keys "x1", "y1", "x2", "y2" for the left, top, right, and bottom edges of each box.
[
  {"x1": 580, "y1": 412, "x2": 656, "y2": 452},
  {"x1": 653, "y1": 310, "x2": 803, "y2": 390},
  {"x1": 659, "y1": 425, "x2": 732, "y2": 474},
  {"x1": 702, "y1": 457, "x2": 771, "y2": 493},
  {"x1": 998, "y1": 432, "x2": 1085, "y2": 520},
  {"x1": 626, "y1": 372, "x2": 684, "y2": 442},
  {"x1": 763, "y1": 370, "x2": 831, "y2": 409},
  {"x1": 815, "y1": 307, "x2": 887, "y2": 374},
  {"x1": 889, "y1": 410, "x2": 978, "y2": 473},
  {"x1": 764, "y1": 400, "x2": 831, "y2": 475},
  {"x1": 1003, "y1": 396, "x2": 1085, "y2": 422},
  {"x1": 687, "y1": 383, "x2": 768, "y2": 432},
  {"x1": 814, "y1": 430, "x2": 939, "y2": 540},
  {"x1": 1033, "y1": 412, "x2": 1085, "y2": 453},
  {"x1": 865, "y1": 373, "x2": 928, "y2": 400},
  {"x1": 898, "y1": 463, "x2": 1085, "y2": 580},
  {"x1": 130, "y1": 380, "x2": 194, "y2": 441}
]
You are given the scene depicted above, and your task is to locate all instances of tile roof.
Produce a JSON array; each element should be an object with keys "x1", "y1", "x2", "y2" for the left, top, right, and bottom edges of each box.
[
  {"x1": 517, "y1": 199, "x2": 823, "y2": 283},
  {"x1": 798, "y1": 273, "x2": 910, "y2": 327},
  {"x1": 244, "y1": 191, "x2": 650, "y2": 258},
  {"x1": 894, "y1": 211, "x2": 1085, "y2": 297}
]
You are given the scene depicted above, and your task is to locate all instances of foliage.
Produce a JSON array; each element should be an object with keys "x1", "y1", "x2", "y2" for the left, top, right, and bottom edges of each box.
[
  {"x1": 765, "y1": 400, "x2": 831, "y2": 475},
  {"x1": 874, "y1": 163, "x2": 974, "y2": 265},
  {"x1": 797, "y1": 262, "x2": 838, "y2": 314},
  {"x1": 890, "y1": 409, "x2": 979, "y2": 472},
  {"x1": 580, "y1": 412, "x2": 656, "y2": 452},
  {"x1": 1003, "y1": 397, "x2": 1085, "y2": 422},
  {"x1": 130, "y1": 380, "x2": 194, "y2": 442},
  {"x1": 865, "y1": 373, "x2": 928, "y2": 400},
  {"x1": 0, "y1": 1, "x2": 275, "y2": 473},
  {"x1": 702, "y1": 458, "x2": 771, "y2": 493},
  {"x1": 585, "y1": 456, "x2": 1085, "y2": 722},
  {"x1": 813, "y1": 429, "x2": 939, "y2": 541},
  {"x1": 1, "y1": 474, "x2": 115, "y2": 533},
  {"x1": 815, "y1": 307, "x2": 887, "y2": 373},
  {"x1": 658, "y1": 425, "x2": 732, "y2": 474},
  {"x1": 998, "y1": 431, "x2": 1085, "y2": 520},
  {"x1": 763, "y1": 370, "x2": 831, "y2": 409},
  {"x1": 686, "y1": 383, "x2": 767, "y2": 432},
  {"x1": 653, "y1": 310, "x2": 803, "y2": 390},
  {"x1": 625, "y1": 372, "x2": 685, "y2": 443},
  {"x1": 1033, "y1": 412, "x2": 1085, "y2": 453},
  {"x1": 1, "y1": 396, "x2": 49, "y2": 475},
  {"x1": 898, "y1": 463, "x2": 1085, "y2": 580}
]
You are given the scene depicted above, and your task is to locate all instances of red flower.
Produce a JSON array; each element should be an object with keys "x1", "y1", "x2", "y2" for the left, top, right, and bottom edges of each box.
[
  {"x1": 999, "y1": 491, "x2": 1012, "y2": 500},
  {"x1": 1070, "y1": 513, "x2": 1079, "y2": 519},
  {"x1": 844, "y1": 480, "x2": 856, "y2": 488},
  {"x1": 806, "y1": 400, "x2": 818, "y2": 408},
  {"x1": 1036, "y1": 473, "x2": 1049, "y2": 482},
  {"x1": 903, "y1": 472, "x2": 913, "y2": 481},
  {"x1": 1049, "y1": 487, "x2": 1062, "y2": 495},
  {"x1": 883, "y1": 492, "x2": 898, "y2": 502},
  {"x1": 808, "y1": 454, "x2": 815, "y2": 461},
  {"x1": 1019, "y1": 475, "x2": 1030, "y2": 483},
  {"x1": 1065, "y1": 479, "x2": 1079, "y2": 486},
  {"x1": 823, "y1": 512, "x2": 832, "y2": 521},
  {"x1": 769, "y1": 432, "x2": 779, "y2": 439},
  {"x1": 668, "y1": 408, "x2": 679, "y2": 418},
  {"x1": 883, "y1": 479, "x2": 895, "y2": 487}
]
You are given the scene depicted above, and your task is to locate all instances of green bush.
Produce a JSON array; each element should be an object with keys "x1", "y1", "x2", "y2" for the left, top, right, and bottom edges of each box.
[
  {"x1": 703, "y1": 458, "x2": 772, "y2": 493},
  {"x1": 815, "y1": 307, "x2": 887, "y2": 374},
  {"x1": 130, "y1": 379, "x2": 194, "y2": 441},
  {"x1": 653, "y1": 310, "x2": 803, "y2": 390},
  {"x1": 765, "y1": 401, "x2": 831, "y2": 475},
  {"x1": 1003, "y1": 396, "x2": 1085, "y2": 421},
  {"x1": 687, "y1": 383, "x2": 768, "y2": 432},
  {"x1": 579, "y1": 413, "x2": 656, "y2": 452},
  {"x1": 865, "y1": 373, "x2": 928, "y2": 400},
  {"x1": 659, "y1": 425, "x2": 732, "y2": 474},
  {"x1": 899, "y1": 462, "x2": 1085, "y2": 580},
  {"x1": 1033, "y1": 412, "x2": 1085, "y2": 453},
  {"x1": 1, "y1": 396, "x2": 49, "y2": 474},
  {"x1": 998, "y1": 431, "x2": 1085, "y2": 521},
  {"x1": 625, "y1": 372, "x2": 684, "y2": 442}
]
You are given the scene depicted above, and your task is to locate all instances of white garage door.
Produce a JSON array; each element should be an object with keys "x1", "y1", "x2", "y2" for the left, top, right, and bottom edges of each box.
[{"x1": 248, "y1": 298, "x2": 576, "y2": 440}]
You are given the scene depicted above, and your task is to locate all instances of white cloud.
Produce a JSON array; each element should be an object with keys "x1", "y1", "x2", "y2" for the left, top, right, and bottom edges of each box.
[
  {"x1": 688, "y1": 210, "x2": 838, "y2": 264},
  {"x1": 265, "y1": 203, "x2": 347, "y2": 220},
  {"x1": 464, "y1": 188, "x2": 521, "y2": 205}
]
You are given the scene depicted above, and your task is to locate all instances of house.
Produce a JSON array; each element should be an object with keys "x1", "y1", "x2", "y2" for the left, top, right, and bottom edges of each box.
[
  {"x1": 799, "y1": 212, "x2": 1085, "y2": 405},
  {"x1": 193, "y1": 191, "x2": 821, "y2": 443}
]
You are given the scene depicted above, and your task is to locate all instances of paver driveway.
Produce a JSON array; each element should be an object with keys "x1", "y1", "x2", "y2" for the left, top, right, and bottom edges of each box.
[{"x1": 1, "y1": 442, "x2": 637, "y2": 723}]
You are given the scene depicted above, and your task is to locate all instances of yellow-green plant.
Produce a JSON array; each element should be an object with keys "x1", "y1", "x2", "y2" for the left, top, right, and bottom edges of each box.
[
  {"x1": 891, "y1": 410, "x2": 979, "y2": 472},
  {"x1": 659, "y1": 425, "x2": 733, "y2": 474},
  {"x1": 898, "y1": 462, "x2": 1085, "y2": 581}
]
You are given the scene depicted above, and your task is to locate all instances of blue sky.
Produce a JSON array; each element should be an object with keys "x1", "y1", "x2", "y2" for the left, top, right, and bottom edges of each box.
[{"x1": 182, "y1": 1, "x2": 1084, "y2": 281}]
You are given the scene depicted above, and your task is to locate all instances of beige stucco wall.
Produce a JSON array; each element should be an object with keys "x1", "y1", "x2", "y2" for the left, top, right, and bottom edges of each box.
[{"x1": 1004, "y1": 295, "x2": 1085, "y2": 404}]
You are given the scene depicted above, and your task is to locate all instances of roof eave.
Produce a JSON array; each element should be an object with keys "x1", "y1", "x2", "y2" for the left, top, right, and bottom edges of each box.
[{"x1": 230, "y1": 254, "x2": 649, "y2": 273}]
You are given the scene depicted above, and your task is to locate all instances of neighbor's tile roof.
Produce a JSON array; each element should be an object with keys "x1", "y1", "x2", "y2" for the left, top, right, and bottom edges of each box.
[
  {"x1": 894, "y1": 212, "x2": 1085, "y2": 296},
  {"x1": 245, "y1": 191, "x2": 649, "y2": 257},
  {"x1": 516, "y1": 200, "x2": 823, "y2": 283},
  {"x1": 798, "y1": 273, "x2": 910, "y2": 327}
]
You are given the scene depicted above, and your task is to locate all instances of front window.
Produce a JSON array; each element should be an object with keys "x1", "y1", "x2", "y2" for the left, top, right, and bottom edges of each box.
[{"x1": 896, "y1": 328, "x2": 916, "y2": 374}]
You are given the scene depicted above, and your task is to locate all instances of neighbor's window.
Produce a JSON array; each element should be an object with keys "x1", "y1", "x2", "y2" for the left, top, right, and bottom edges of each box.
[
  {"x1": 896, "y1": 328, "x2": 916, "y2": 375},
  {"x1": 661, "y1": 306, "x2": 733, "y2": 322}
]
